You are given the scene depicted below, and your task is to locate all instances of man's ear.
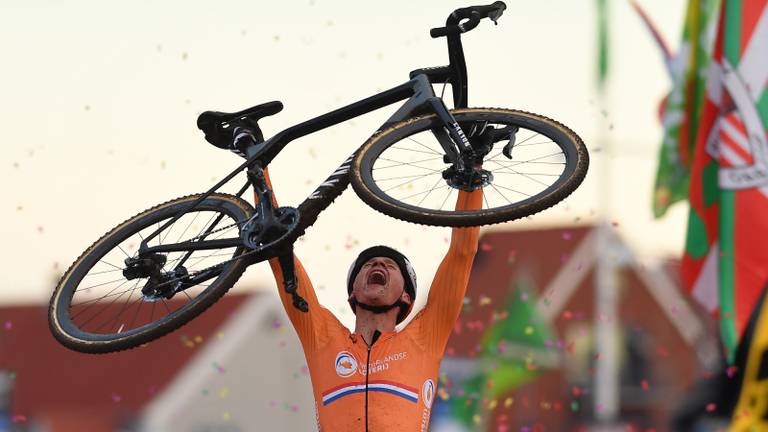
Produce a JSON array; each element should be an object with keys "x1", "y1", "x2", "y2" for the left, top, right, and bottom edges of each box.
[{"x1": 401, "y1": 291, "x2": 412, "y2": 305}]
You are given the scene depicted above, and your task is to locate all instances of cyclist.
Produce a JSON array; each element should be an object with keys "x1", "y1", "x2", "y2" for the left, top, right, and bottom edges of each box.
[{"x1": 260, "y1": 168, "x2": 482, "y2": 431}]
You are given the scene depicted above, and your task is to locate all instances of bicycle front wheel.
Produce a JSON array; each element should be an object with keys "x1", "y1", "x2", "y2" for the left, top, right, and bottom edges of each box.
[
  {"x1": 49, "y1": 193, "x2": 255, "y2": 354},
  {"x1": 351, "y1": 108, "x2": 588, "y2": 227}
]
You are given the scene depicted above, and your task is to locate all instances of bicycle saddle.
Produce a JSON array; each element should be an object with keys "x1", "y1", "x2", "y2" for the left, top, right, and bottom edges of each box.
[{"x1": 197, "y1": 101, "x2": 283, "y2": 149}]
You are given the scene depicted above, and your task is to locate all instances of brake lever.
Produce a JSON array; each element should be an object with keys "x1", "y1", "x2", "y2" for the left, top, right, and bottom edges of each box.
[{"x1": 502, "y1": 126, "x2": 519, "y2": 159}]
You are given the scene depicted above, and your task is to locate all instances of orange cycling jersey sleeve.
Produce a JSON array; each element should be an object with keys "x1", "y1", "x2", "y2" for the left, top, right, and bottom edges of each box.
[
  {"x1": 417, "y1": 189, "x2": 482, "y2": 354},
  {"x1": 258, "y1": 168, "x2": 326, "y2": 352}
]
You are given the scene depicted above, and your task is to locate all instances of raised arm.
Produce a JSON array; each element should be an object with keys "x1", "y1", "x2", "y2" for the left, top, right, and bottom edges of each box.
[
  {"x1": 419, "y1": 189, "x2": 482, "y2": 352},
  {"x1": 258, "y1": 168, "x2": 325, "y2": 351}
]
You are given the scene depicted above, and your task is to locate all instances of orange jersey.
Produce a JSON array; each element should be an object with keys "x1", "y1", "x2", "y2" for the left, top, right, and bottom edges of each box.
[{"x1": 266, "y1": 189, "x2": 481, "y2": 431}]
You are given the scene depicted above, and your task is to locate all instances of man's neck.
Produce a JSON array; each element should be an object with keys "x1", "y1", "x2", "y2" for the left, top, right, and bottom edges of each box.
[{"x1": 354, "y1": 309, "x2": 398, "y2": 345}]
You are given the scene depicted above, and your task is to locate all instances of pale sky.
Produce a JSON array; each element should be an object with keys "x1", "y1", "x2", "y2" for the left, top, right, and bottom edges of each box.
[{"x1": 2, "y1": 0, "x2": 688, "y2": 329}]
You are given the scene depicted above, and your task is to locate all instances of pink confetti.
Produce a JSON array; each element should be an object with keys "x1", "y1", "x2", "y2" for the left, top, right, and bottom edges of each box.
[
  {"x1": 705, "y1": 403, "x2": 716, "y2": 412},
  {"x1": 111, "y1": 393, "x2": 122, "y2": 403},
  {"x1": 726, "y1": 366, "x2": 738, "y2": 378},
  {"x1": 562, "y1": 232, "x2": 572, "y2": 240},
  {"x1": 4, "y1": 321, "x2": 11, "y2": 330},
  {"x1": 641, "y1": 379, "x2": 649, "y2": 391},
  {"x1": 480, "y1": 242, "x2": 493, "y2": 252},
  {"x1": 11, "y1": 415, "x2": 26, "y2": 423}
]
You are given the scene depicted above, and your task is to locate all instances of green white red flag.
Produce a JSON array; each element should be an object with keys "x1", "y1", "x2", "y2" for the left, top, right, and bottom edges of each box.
[
  {"x1": 682, "y1": 0, "x2": 768, "y2": 357},
  {"x1": 651, "y1": 0, "x2": 721, "y2": 218}
]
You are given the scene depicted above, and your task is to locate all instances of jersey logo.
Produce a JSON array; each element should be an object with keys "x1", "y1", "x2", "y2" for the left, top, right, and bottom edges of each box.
[
  {"x1": 422, "y1": 379, "x2": 435, "y2": 409},
  {"x1": 334, "y1": 351, "x2": 358, "y2": 378}
]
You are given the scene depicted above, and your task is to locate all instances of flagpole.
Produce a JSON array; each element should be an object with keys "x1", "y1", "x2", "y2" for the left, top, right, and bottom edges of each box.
[{"x1": 593, "y1": 0, "x2": 620, "y2": 426}]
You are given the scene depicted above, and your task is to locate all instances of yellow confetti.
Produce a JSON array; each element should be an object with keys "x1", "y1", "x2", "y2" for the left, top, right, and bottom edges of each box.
[
  {"x1": 524, "y1": 326, "x2": 534, "y2": 335},
  {"x1": 478, "y1": 296, "x2": 492, "y2": 306},
  {"x1": 504, "y1": 397, "x2": 514, "y2": 408},
  {"x1": 222, "y1": 412, "x2": 231, "y2": 421},
  {"x1": 438, "y1": 388, "x2": 450, "y2": 400},
  {"x1": 487, "y1": 399, "x2": 497, "y2": 410},
  {"x1": 472, "y1": 415, "x2": 481, "y2": 425},
  {"x1": 194, "y1": 335, "x2": 203, "y2": 344},
  {"x1": 218, "y1": 387, "x2": 229, "y2": 399}
]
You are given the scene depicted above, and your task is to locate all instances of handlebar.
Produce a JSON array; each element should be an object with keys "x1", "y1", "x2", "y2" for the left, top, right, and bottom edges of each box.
[{"x1": 430, "y1": 1, "x2": 506, "y2": 38}]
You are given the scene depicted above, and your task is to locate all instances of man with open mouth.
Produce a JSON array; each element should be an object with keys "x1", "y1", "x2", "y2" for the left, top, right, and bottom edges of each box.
[{"x1": 262, "y1": 168, "x2": 482, "y2": 431}]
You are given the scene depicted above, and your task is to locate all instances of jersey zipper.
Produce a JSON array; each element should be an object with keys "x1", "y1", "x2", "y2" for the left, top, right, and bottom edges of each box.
[
  {"x1": 365, "y1": 343, "x2": 371, "y2": 432},
  {"x1": 364, "y1": 330, "x2": 381, "y2": 432}
]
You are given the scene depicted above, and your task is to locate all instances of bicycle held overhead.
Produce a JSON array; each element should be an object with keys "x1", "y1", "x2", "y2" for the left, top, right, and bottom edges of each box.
[{"x1": 49, "y1": 0, "x2": 587, "y2": 357}]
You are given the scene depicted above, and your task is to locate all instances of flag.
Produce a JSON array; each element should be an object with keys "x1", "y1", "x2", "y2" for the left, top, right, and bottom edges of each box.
[
  {"x1": 448, "y1": 275, "x2": 554, "y2": 428},
  {"x1": 596, "y1": 0, "x2": 610, "y2": 90},
  {"x1": 682, "y1": 0, "x2": 768, "y2": 358},
  {"x1": 651, "y1": 0, "x2": 721, "y2": 217}
]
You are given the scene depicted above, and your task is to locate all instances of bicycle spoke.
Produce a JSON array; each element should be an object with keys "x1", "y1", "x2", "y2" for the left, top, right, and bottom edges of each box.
[
  {"x1": 174, "y1": 210, "x2": 202, "y2": 245},
  {"x1": 489, "y1": 183, "x2": 514, "y2": 205},
  {"x1": 417, "y1": 176, "x2": 447, "y2": 206},
  {"x1": 83, "y1": 268, "x2": 124, "y2": 277},
  {"x1": 116, "y1": 244, "x2": 131, "y2": 259},
  {"x1": 397, "y1": 184, "x2": 450, "y2": 201},
  {"x1": 74, "y1": 285, "x2": 143, "y2": 307},
  {"x1": 439, "y1": 188, "x2": 453, "y2": 211},
  {"x1": 75, "y1": 276, "x2": 130, "y2": 293},
  {"x1": 495, "y1": 152, "x2": 566, "y2": 169},
  {"x1": 391, "y1": 146, "x2": 441, "y2": 156},
  {"x1": 374, "y1": 173, "x2": 440, "y2": 182},
  {"x1": 98, "y1": 259, "x2": 124, "y2": 271},
  {"x1": 71, "y1": 279, "x2": 131, "y2": 320},
  {"x1": 129, "y1": 296, "x2": 143, "y2": 330},
  {"x1": 492, "y1": 182, "x2": 532, "y2": 197},
  {"x1": 374, "y1": 158, "x2": 444, "y2": 173},
  {"x1": 104, "y1": 281, "x2": 140, "y2": 333},
  {"x1": 487, "y1": 159, "x2": 553, "y2": 188},
  {"x1": 406, "y1": 136, "x2": 442, "y2": 155},
  {"x1": 382, "y1": 171, "x2": 441, "y2": 193},
  {"x1": 78, "y1": 280, "x2": 140, "y2": 329}
]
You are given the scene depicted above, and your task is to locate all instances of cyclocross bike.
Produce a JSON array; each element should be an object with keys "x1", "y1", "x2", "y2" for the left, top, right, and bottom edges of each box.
[{"x1": 49, "y1": 2, "x2": 589, "y2": 353}]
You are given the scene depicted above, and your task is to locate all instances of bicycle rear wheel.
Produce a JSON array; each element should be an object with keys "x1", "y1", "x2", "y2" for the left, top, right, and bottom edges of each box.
[
  {"x1": 49, "y1": 193, "x2": 255, "y2": 353},
  {"x1": 351, "y1": 108, "x2": 588, "y2": 227}
]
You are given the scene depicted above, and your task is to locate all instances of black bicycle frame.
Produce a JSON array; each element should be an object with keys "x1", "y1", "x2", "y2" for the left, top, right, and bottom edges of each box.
[{"x1": 137, "y1": 30, "x2": 476, "y2": 260}]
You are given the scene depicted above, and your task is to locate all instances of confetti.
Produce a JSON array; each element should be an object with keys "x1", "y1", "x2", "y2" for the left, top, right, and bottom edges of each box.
[
  {"x1": 212, "y1": 362, "x2": 226, "y2": 374},
  {"x1": 223, "y1": 411, "x2": 231, "y2": 421},
  {"x1": 641, "y1": 379, "x2": 649, "y2": 391},
  {"x1": 11, "y1": 415, "x2": 26, "y2": 423},
  {"x1": 479, "y1": 295, "x2": 492, "y2": 306},
  {"x1": 111, "y1": 393, "x2": 122, "y2": 403},
  {"x1": 480, "y1": 242, "x2": 493, "y2": 252},
  {"x1": 705, "y1": 403, "x2": 716, "y2": 412},
  {"x1": 181, "y1": 52, "x2": 189, "y2": 61},
  {"x1": 562, "y1": 232, "x2": 572, "y2": 240},
  {"x1": 504, "y1": 397, "x2": 514, "y2": 408},
  {"x1": 4, "y1": 321, "x2": 11, "y2": 330},
  {"x1": 218, "y1": 387, "x2": 229, "y2": 399},
  {"x1": 726, "y1": 366, "x2": 738, "y2": 378}
]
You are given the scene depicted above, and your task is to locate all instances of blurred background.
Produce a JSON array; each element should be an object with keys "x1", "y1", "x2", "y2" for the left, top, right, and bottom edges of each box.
[{"x1": 0, "y1": 0, "x2": 745, "y2": 430}]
